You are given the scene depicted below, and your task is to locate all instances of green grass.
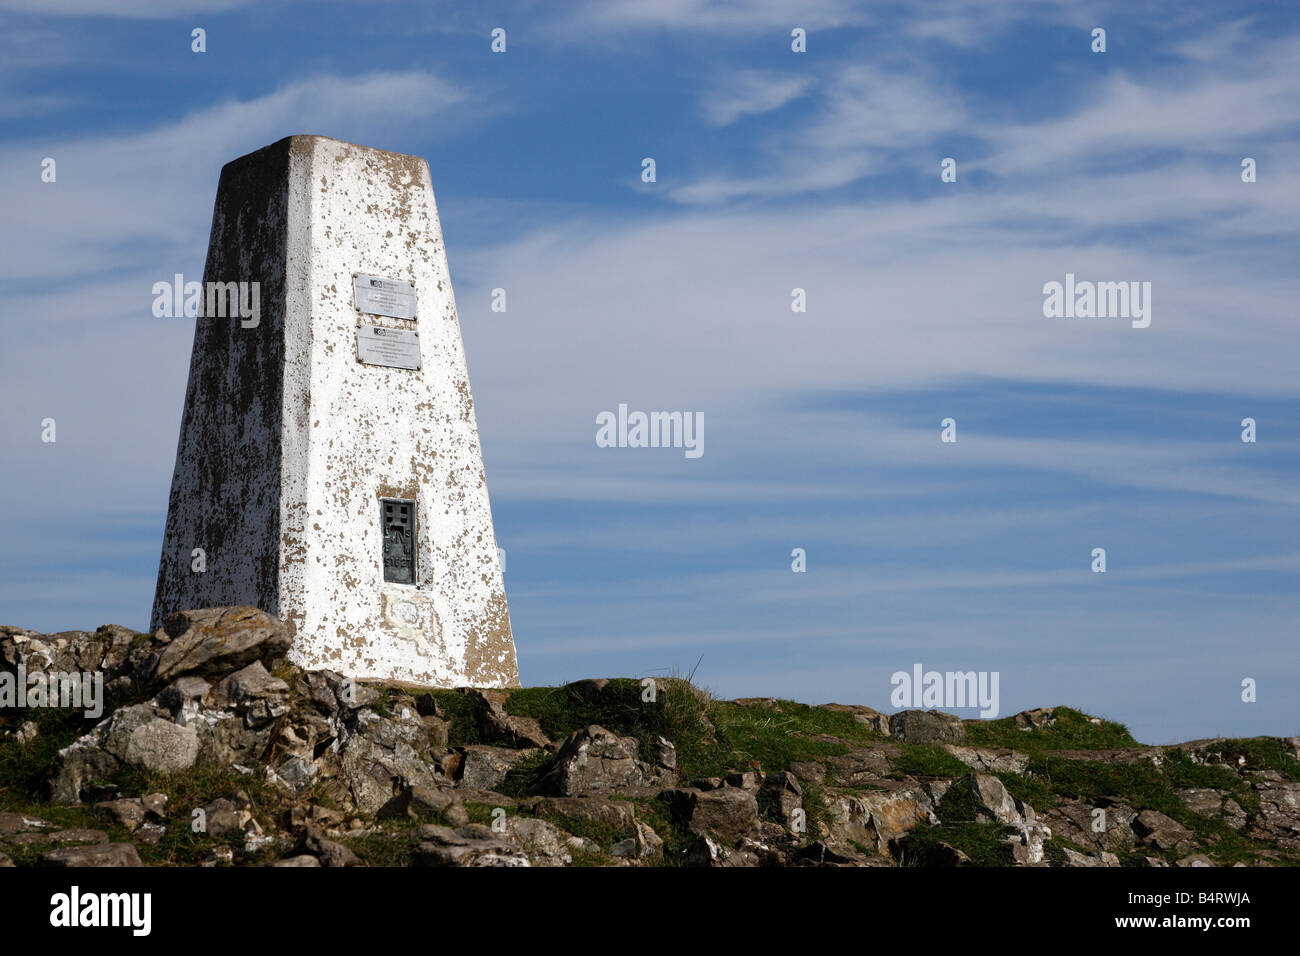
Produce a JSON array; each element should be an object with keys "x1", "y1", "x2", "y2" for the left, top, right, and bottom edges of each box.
[
  {"x1": 0, "y1": 706, "x2": 102, "y2": 801},
  {"x1": 993, "y1": 769, "x2": 1057, "y2": 812},
  {"x1": 341, "y1": 829, "x2": 412, "y2": 866},
  {"x1": 503, "y1": 682, "x2": 887, "y2": 781},
  {"x1": 1200, "y1": 738, "x2": 1300, "y2": 781},
  {"x1": 964, "y1": 707, "x2": 1139, "y2": 751},
  {"x1": 891, "y1": 744, "x2": 971, "y2": 779},
  {"x1": 463, "y1": 802, "x2": 501, "y2": 826},
  {"x1": 531, "y1": 809, "x2": 630, "y2": 847},
  {"x1": 420, "y1": 689, "x2": 484, "y2": 745},
  {"x1": 507, "y1": 678, "x2": 719, "y2": 775},
  {"x1": 493, "y1": 750, "x2": 555, "y2": 798},
  {"x1": 1160, "y1": 750, "x2": 1251, "y2": 796},
  {"x1": 897, "y1": 821, "x2": 1017, "y2": 866},
  {"x1": 704, "y1": 700, "x2": 885, "y2": 777}
]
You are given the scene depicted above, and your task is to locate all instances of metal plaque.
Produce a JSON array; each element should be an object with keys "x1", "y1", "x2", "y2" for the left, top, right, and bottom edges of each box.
[
  {"x1": 353, "y1": 274, "x2": 417, "y2": 320},
  {"x1": 356, "y1": 325, "x2": 421, "y2": 370},
  {"x1": 381, "y1": 498, "x2": 417, "y2": 585}
]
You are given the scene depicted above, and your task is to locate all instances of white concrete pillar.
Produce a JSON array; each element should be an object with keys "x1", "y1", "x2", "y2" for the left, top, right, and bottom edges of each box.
[{"x1": 152, "y1": 135, "x2": 519, "y2": 688}]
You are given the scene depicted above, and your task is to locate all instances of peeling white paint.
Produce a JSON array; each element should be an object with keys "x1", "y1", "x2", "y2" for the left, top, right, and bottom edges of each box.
[{"x1": 152, "y1": 135, "x2": 519, "y2": 688}]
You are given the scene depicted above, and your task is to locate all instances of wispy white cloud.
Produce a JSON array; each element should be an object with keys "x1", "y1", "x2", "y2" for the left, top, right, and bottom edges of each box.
[
  {"x1": 568, "y1": 0, "x2": 868, "y2": 34},
  {"x1": 699, "y1": 69, "x2": 815, "y2": 125},
  {"x1": 0, "y1": 0, "x2": 267, "y2": 17}
]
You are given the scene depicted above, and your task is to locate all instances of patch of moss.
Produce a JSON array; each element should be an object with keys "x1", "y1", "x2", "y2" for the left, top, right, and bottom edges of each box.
[
  {"x1": 493, "y1": 750, "x2": 555, "y2": 799},
  {"x1": 462, "y1": 802, "x2": 501, "y2": 827},
  {"x1": 632, "y1": 799, "x2": 692, "y2": 865},
  {"x1": 1160, "y1": 750, "x2": 1250, "y2": 795},
  {"x1": 342, "y1": 830, "x2": 412, "y2": 866},
  {"x1": 508, "y1": 679, "x2": 719, "y2": 775},
  {"x1": 0, "y1": 706, "x2": 101, "y2": 800},
  {"x1": 531, "y1": 809, "x2": 628, "y2": 847},
  {"x1": 994, "y1": 770, "x2": 1057, "y2": 812},
  {"x1": 1201, "y1": 738, "x2": 1300, "y2": 782},
  {"x1": 964, "y1": 707, "x2": 1139, "y2": 751},
  {"x1": 422, "y1": 689, "x2": 482, "y2": 746},
  {"x1": 798, "y1": 777, "x2": 832, "y2": 843},
  {"x1": 891, "y1": 744, "x2": 971, "y2": 779},
  {"x1": 897, "y1": 821, "x2": 1017, "y2": 866},
  {"x1": 705, "y1": 701, "x2": 879, "y2": 777}
]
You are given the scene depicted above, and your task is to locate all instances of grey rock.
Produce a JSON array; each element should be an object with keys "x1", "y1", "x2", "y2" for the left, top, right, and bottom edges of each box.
[
  {"x1": 412, "y1": 824, "x2": 530, "y2": 867},
  {"x1": 524, "y1": 795, "x2": 637, "y2": 834},
  {"x1": 504, "y1": 817, "x2": 572, "y2": 866},
  {"x1": 534, "y1": 726, "x2": 645, "y2": 796},
  {"x1": 764, "y1": 770, "x2": 803, "y2": 820},
  {"x1": 93, "y1": 798, "x2": 148, "y2": 832},
  {"x1": 379, "y1": 784, "x2": 469, "y2": 826},
  {"x1": 944, "y1": 745, "x2": 1029, "y2": 775},
  {"x1": 1133, "y1": 810, "x2": 1194, "y2": 851},
  {"x1": 661, "y1": 786, "x2": 760, "y2": 840},
  {"x1": 889, "y1": 709, "x2": 966, "y2": 745},
  {"x1": 40, "y1": 843, "x2": 142, "y2": 867},
  {"x1": 788, "y1": 761, "x2": 826, "y2": 784},
  {"x1": 819, "y1": 702, "x2": 890, "y2": 734},
  {"x1": 828, "y1": 785, "x2": 938, "y2": 855},
  {"x1": 825, "y1": 748, "x2": 893, "y2": 785},
  {"x1": 1013, "y1": 707, "x2": 1058, "y2": 730},
  {"x1": 147, "y1": 606, "x2": 291, "y2": 686},
  {"x1": 0, "y1": 811, "x2": 54, "y2": 837},
  {"x1": 294, "y1": 828, "x2": 361, "y2": 867}
]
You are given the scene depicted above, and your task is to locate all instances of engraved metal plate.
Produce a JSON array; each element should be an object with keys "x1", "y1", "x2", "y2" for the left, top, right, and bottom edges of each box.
[
  {"x1": 356, "y1": 325, "x2": 421, "y2": 370},
  {"x1": 354, "y1": 274, "x2": 417, "y2": 320},
  {"x1": 381, "y1": 498, "x2": 416, "y2": 585}
]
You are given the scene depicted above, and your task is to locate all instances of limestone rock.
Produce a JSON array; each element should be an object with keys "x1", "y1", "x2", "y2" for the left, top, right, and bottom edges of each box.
[
  {"x1": 534, "y1": 725, "x2": 645, "y2": 796},
  {"x1": 146, "y1": 606, "x2": 291, "y2": 686},
  {"x1": 0, "y1": 812, "x2": 54, "y2": 837},
  {"x1": 294, "y1": 828, "x2": 362, "y2": 867},
  {"x1": 944, "y1": 745, "x2": 1029, "y2": 775},
  {"x1": 820, "y1": 702, "x2": 890, "y2": 735},
  {"x1": 412, "y1": 824, "x2": 530, "y2": 867},
  {"x1": 1013, "y1": 707, "x2": 1058, "y2": 730},
  {"x1": 660, "y1": 786, "x2": 760, "y2": 841},
  {"x1": 504, "y1": 817, "x2": 572, "y2": 866},
  {"x1": 200, "y1": 792, "x2": 261, "y2": 839},
  {"x1": 1133, "y1": 810, "x2": 1194, "y2": 852},
  {"x1": 457, "y1": 745, "x2": 539, "y2": 792},
  {"x1": 49, "y1": 704, "x2": 198, "y2": 804},
  {"x1": 889, "y1": 710, "x2": 966, "y2": 745},
  {"x1": 93, "y1": 798, "x2": 149, "y2": 832},
  {"x1": 460, "y1": 688, "x2": 551, "y2": 749},
  {"x1": 1249, "y1": 781, "x2": 1300, "y2": 847},
  {"x1": 379, "y1": 784, "x2": 469, "y2": 826},
  {"x1": 40, "y1": 843, "x2": 142, "y2": 867},
  {"x1": 825, "y1": 747, "x2": 893, "y2": 785},
  {"x1": 829, "y1": 784, "x2": 937, "y2": 855},
  {"x1": 683, "y1": 833, "x2": 763, "y2": 867},
  {"x1": 764, "y1": 770, "x2": 803, "y2": 821},
  {"x1": 524, "y1": 795, "x2": 637, "y2": 833}
]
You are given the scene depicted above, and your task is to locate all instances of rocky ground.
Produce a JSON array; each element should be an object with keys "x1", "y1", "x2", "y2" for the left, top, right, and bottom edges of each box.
[{"x1": 1, "y1": 606, "x2": 1297, "y2": 867}]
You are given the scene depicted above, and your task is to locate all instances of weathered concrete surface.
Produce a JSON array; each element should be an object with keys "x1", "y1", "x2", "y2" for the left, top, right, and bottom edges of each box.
[{"x1": 152, "y1": 135, "x2": 518, "y2": 688}]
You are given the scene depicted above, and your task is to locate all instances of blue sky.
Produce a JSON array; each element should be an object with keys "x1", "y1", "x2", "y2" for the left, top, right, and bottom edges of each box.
[{"x1": 1, "y1": 1, "x2": 1296, "y2": 744}]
